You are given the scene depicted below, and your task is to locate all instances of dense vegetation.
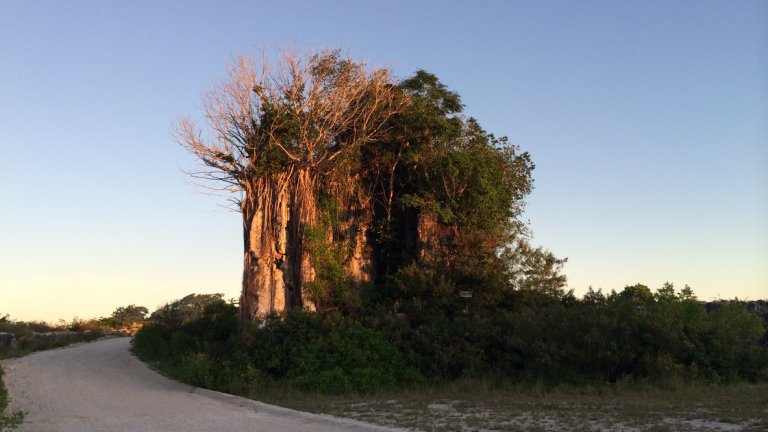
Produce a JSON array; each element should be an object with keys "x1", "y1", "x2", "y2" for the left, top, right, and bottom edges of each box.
[
  {"x1": 134, "y1": 284, "x2": 767, "y2": 395},
  {"x1": 151, "y1": 57, "x2": 768, "y2": 396}
]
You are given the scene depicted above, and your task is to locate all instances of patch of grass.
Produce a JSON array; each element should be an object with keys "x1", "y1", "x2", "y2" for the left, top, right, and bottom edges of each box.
[
  {"x1": 257, "y1": 380, "x2": 768, "y2": 432},
  {"x1": 0, "y1": 366, "x2": 24, "y2": 432}
]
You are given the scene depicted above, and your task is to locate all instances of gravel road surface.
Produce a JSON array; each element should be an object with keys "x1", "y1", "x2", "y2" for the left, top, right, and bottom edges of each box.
[{"x1": 1, "y1": 337, "x2": 402, "y2": 432}]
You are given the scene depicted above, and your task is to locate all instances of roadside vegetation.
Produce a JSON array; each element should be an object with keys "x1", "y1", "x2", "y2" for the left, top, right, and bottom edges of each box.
[
  {"x1": 0, "y1": 315, "x2": 107, "y2": 360},
  {"x1": 0, "y1": 366, "x2": 23, "y2": 432},
  {"x1": 134, "y1": 288, "x2": 767, "y2": 430},
  {"x1": 0, "y1": 304, "x2": 153, "y2": 361},
  {"x1": 0, "y1": 305, "x2": 149, "y2": 356},
  {"x1": 134, "y1": 289, "x2": 767, "y2": 393}
]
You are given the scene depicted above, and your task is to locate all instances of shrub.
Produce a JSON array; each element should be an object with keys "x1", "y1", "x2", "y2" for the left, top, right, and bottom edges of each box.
[
  {"x1": 179, "y1": 353, "x2": 216, "y2": 389},
  {"x1": 132, "y1": 324, "x2": 172, "y2": 360},
  {"x1": 133, "y1": 286, "x2": 768, "y2": 397},
  {"x1": 133, "y1": 304, "x2": 419, "y2": 395},
  {"x1": 248, "y1": 310, "x2": 419, "y2": 393}
]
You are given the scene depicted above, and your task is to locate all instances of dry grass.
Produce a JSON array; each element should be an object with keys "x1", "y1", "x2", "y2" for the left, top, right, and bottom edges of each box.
[{"x1": 256, "y1": 381, "x2": 768, "y2": 431}]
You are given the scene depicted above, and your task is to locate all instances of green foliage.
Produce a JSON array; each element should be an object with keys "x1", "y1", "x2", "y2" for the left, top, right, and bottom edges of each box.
[
  {"x1": 134, "y1": 301, "x2": 418, "y2": 395},
  {"x1": 149, "y1": 293, "x2": 225, "y2": 326},
  {"x1": 101, "y1": 304, "x2": 148, "y2": 328},
  {"x1": 506, "y1": 240, "x2": 568, "y2": 301},
  {"x1": 398, "y1": 70, "x2": 464, "y2": 141},
  {"x1": 486, "y1": 285, "x2": 768, "y2": 384},
  {"x1": 360, "y1": 71, "x2": 547, "y2": 322},
  {"x1": 304, "y1": 224, "x2": 360, "y2": 313},
  {"x1": 248, "y1": 310, "x2": 418, "y2": 393},
  {"x1": 132, "y1": 323, "x2": 172, "y2": 360},
  {"x1": 402, "y1": 119, "x2": 533, "y2": 232},
  {"x1": 134, "y1": 299, "x2": 238, "y2": 362},
  {"x1": 705, "y1": 302, "x2": 765, "y2": 379},
  {"x1": 379, "y1": 281, "x2": 767, "y2": 384},
  {"x1": 135, "y1": 285, "x2": 767, "y2": 399},
  {"x1": 0, "y1": 410, "x2": 22, "y2": 432}
]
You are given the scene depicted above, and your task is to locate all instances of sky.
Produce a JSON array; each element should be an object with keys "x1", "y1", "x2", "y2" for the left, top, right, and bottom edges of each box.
[{"x1": 1, "y1": 0, "x2": 766, "y2": 322}]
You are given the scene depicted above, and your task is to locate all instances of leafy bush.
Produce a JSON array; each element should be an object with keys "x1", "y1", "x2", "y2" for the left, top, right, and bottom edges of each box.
[
  {"x1": 150, "y1": 293, "x2": 226, "y2": 327},
  {"x1": 132, "y1": 323, "x2": 172, "y2": 360},
  {"x1": 100, "y1": 305, "x2": 148, "y2": 328},
  {"x1": 134, "y1": 301, "x2": 418, "y2": 395},
  {"x1": 249, "y1": 310, "x2": 418, "y2": 393}
]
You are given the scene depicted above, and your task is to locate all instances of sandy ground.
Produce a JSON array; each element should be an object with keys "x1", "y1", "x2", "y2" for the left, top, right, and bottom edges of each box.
[{"x1": 1, "y1": 337, "x2": 403, "y2": 432}]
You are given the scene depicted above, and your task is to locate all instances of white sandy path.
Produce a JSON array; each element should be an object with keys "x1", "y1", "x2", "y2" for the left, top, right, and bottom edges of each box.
[{"x1": 1, "y1": 337, "x2": 404, "y2": 432}]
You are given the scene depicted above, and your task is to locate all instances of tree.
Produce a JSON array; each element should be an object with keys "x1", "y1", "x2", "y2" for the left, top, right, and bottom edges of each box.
[
  {"x1": 178, "y1": 49, "x2": 565, "y2": 324},
  {"x1": 506, "y1": 239, "x2": 568, "y2": 304},
  {"x1": 363, "y1": 71, "x2": 563, "y2": 316},
  {"x1": 107, "y1": 305, "x2": 148, "y2": 327},
  {"x1": 149, "y1": 293, "x2": 225, "y2": 326},
  {"x1": 177, "y1": 49, "x2": 403, "y2": 320}
]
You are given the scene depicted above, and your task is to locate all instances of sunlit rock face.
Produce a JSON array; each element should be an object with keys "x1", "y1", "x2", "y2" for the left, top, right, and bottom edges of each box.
[
  {"x1": 240, "y1": 171, "x2": 379, "y2": 319},
  {"x1": 347, "y1": 223, "x2": 373, "y2": 284},
  {"x1": 416, "y1": 213, "x2": 455, "y2": 262}
]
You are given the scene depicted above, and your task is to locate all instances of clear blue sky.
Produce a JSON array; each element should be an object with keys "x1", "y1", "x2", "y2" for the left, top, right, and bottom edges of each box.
[{"x1": 1, "y1": 0, "x2": 766, "y2": 322}]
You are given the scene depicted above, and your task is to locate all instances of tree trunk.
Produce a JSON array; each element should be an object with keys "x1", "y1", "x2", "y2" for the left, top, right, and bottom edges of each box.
[
  {"x1": 240, "y1": 167, "x2": 381, "y2": 320},
  {"x1": 240, "y1": 168, "x2": 323, "y2": 320},
  {"x1": 240, "y1": 175, "x2": 290, "y2": 321}
]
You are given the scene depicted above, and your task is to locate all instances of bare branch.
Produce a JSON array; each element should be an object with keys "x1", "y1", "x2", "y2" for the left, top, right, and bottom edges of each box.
[{"x1": 176, "y1": 47, "x2": 405, "y2": 217}]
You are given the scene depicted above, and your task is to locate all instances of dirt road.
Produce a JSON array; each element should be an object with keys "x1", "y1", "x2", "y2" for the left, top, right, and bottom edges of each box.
[{"x1": 1, "y1": 338, "x2": 402, "y2": 432}]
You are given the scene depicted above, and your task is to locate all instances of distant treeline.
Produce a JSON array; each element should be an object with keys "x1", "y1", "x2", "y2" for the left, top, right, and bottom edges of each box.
[
  {"x1": 0, "y1": 303, "x2": 154, "y2": 360},
  {"x1": 133, "y1": 284, "x2": 767, "y2": 395},
  {"x1": 705, "y1": 299, "x2": 768, "y2": 326}
]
